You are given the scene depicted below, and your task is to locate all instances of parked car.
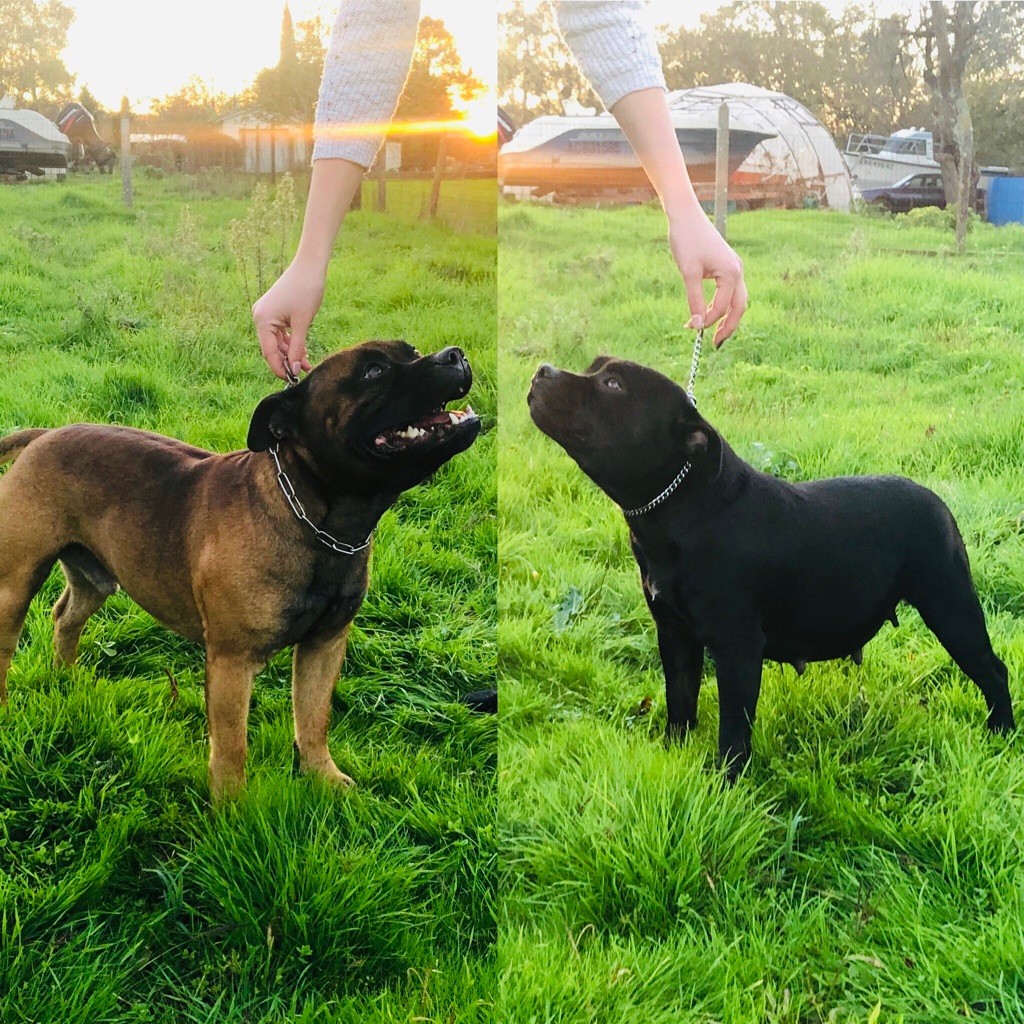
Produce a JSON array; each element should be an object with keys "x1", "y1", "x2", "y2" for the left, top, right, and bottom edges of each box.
[{"x1": 860, "y1": 172, "x2": 947, "y2": 212}]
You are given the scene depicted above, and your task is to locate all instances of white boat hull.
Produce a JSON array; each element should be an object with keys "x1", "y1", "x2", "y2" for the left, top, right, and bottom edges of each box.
[{"x1": 845, "y1": 151, "x2": 940, "y2": 190}]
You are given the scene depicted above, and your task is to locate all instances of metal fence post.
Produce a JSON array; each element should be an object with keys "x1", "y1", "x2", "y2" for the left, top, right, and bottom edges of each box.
[
  {"x1": 714, "y1": 101, "x2": 729, "y2": 238},
  {"x1": 119, "y1": 96, "x2": 132, "y2": 208},
  {"x1": 425, "y1": 133, "x2": 449, "y2": 220}
]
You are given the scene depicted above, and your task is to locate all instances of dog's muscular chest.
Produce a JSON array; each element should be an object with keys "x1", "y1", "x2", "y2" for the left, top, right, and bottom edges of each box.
[{"x1": 280, "y1": 560, "x2": 368, "y2": 644}]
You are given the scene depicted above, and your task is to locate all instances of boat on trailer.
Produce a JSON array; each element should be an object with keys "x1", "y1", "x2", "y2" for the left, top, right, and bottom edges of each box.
[
  {"x1": 843, "y1": 128, "x2": 939, "y2": 189},
  {"x1": 844, "y1": 126, "x2": 1012, "y2": 199},
  {"x1": 0, "y1": 95, "x2": 70, "y2": 180},
  {"x1": 499, "y1": 108, "x2": 774, "y2": 198}
]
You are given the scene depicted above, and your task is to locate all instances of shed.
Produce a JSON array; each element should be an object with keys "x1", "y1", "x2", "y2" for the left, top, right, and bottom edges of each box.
[{"x1": 212, "y1": 105, "x2": 309, "y2": 173}]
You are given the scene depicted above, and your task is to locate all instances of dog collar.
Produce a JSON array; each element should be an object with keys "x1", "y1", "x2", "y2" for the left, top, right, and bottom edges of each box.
[
  {"x1": 269, "y1": 445, "x2": 373, "y2": 556},
  {"x1": 621, "y1": 460, "x2": 692, "y2": 518}
]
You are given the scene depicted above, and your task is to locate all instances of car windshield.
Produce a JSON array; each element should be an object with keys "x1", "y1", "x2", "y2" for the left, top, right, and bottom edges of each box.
[{"x1": 890, "y1": 173, "x2": 942, "y2": 188}]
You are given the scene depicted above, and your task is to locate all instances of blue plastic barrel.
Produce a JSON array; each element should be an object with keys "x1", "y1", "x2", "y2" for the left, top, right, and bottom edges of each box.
[{"x1": 987, "y1": 177, "x2": 1024, "y2": 225}]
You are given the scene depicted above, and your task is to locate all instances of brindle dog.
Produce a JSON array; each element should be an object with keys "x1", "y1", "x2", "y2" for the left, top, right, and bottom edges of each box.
[
  {"x1": 529, "y1": 355, "x2": 1014, "y2": 780},
  {"x1": 0, "y1": 340, "x2": 480, "y2": 800}
]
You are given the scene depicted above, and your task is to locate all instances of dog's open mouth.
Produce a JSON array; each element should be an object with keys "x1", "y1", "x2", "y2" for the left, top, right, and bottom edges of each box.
[{"x1": 373, "y1": 404, "x2": 478, "y2": 452}]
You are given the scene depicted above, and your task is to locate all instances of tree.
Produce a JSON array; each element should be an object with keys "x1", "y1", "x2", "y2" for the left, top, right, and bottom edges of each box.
[
  {"x1": 279, "y1": 3, "x2": 297, "y2": 68},
  {"x1": 658, "y1": 2, "x2": 926, "y2": 140},
  {"x1": 966, "y1": 2, "x2": 1024, "y2": 169},
  {"x1": 394, "y1": 17, "x2": 484, "y2": 168},
  {"x1": 0, "y1": 0, "x2": 74, "y2": 110},
  {"x1": 77, "y1": 84, "x2": 107, "y2": 118},
  {"x1": 498, "y1": 2, "x2": 597, "y2": 124},
  {"x1": 149, "y1": 77, "x2": 228, "y2": 132},
  {"x1": 253, "y1": 11, "x2": 327, "y2": 123},
  {"x1": 913, "y1": 1, "x2": 979, "y2": 251},
  {"x1": 397, "y1": 16, "x2": 483, "y2": 121}
]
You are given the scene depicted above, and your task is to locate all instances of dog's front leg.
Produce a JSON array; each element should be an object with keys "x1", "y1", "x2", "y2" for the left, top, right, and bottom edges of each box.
[
  {"x1": 292, "y1": 626, "x2": 354, "y2": 787},
  {"x1": 711, "y1": 644, "x2": 764, "y2": 782},
  {"x1": 204, "y1": 650, "x2": 260, "y2": 802},
  {"x1": 648, "y1": 601, "x2": 703, "y2": 742}
]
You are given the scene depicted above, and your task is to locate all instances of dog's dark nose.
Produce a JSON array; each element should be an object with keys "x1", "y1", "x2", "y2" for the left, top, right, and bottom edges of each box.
[
  {"x1": 535, "y1": 363, "x2": 557, "y2": 379},
  {"x1": 436, "y1": 346, "x2": 466, "y2": 367}
]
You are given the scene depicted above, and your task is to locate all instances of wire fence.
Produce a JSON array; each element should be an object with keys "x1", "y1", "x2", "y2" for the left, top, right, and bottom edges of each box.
[{"x1": 355, "y1": 173, "x2": 496, "y2": 234}]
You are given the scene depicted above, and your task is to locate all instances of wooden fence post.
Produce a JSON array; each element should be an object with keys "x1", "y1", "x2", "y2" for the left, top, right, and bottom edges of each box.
[
  {"x1": 714, "y1": 101, "x2": 729, "y2": 238},
  {"x1": 119, "y1": 96, "x2": 132, "y2": 208},
  {"x1": 375, "y1": 153, "x2": 387, "y2": 212},
  {"x1": 425, "y1": 133, "x2": 449, "y2": 220}
]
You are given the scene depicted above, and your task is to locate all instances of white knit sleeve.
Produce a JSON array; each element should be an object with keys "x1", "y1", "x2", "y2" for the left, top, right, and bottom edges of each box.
[
  {"x1": 552, "y1": 1, "x2": 666, "y2": 111},
  {"x1": 312, "y1": 0, "x2": 421, "y2": 167}
]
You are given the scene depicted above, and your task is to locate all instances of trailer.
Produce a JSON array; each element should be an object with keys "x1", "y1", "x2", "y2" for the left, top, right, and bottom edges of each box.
[{"x1": 0, "y1": 95, "x2": 69, "y2": 181}]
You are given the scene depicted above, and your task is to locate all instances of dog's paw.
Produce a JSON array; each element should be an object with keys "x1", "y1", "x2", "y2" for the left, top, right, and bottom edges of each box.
[{"x1": 305, "y1": 760, "x2": 356, "y2": 788}]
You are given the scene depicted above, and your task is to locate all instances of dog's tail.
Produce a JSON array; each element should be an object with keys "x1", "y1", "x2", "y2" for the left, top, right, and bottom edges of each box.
[{"x1": 0, "y1": 429, "x2": 50, "y2": 466}]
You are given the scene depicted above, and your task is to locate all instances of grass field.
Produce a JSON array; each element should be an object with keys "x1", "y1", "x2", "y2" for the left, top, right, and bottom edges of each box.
[
  {"x1": 499, "y1": 203, "x2": 1024, "y2": 1023},
  {"x1": 0, "y1": 175, "x2": 496, "y2": 1022}
]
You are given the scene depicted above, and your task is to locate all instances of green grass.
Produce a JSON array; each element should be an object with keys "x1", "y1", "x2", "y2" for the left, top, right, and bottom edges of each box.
[
  {"x1": 0, "y1": 175, "x2": 496, "y2": 1022},
  {"x1": 499, "y1": 203, "x2": 1024, "y2": 1023}
]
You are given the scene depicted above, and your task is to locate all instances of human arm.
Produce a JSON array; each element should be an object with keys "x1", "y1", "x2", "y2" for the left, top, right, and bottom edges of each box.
[
  {"x1": 252, "y1": 0, "x2": 420, "y2": 379},
  {"x1": 553, "y1": 1, "x2": 747, "y2": 345}
]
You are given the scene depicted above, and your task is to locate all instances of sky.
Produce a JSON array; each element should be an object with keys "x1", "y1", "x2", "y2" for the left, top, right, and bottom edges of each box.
[
  {"x1": 64, "y1": 0, "x2": 907, "y2": 113},
  {"x1": 64, "y1": 0, "x2": 497, "y2": 112}
]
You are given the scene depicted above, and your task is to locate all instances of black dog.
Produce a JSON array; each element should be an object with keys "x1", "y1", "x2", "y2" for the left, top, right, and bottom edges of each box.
[{"x1": 528, "y1": 355, "x2": 1014, "y2": 779}]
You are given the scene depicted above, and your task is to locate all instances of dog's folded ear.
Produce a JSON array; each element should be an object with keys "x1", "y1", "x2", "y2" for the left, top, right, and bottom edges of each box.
[
  {"x1": 676, "y1": 415, "x2": 723, "y2": 478},
  {"x1": 247, "y1": 384, "x2": 306, "y2": 452}
]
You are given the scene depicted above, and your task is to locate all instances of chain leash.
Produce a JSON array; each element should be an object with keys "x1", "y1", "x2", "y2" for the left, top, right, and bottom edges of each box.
[{"x1": 622, "y1": 328, "x2": 703, "y2": 519}]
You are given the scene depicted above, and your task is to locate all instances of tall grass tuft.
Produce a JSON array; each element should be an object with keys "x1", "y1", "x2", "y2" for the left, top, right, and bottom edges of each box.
[{"x1": 227, "y1": 174, "x2": 300, "y2": 306}]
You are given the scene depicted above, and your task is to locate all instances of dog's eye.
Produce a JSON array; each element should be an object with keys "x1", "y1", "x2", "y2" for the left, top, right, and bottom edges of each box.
[
  {"x1": 363, "y1": 364, "x2": 387, "y2": 380},
  {"x1": 603, "y1": 377, "x2": 622, "y2": 391}
]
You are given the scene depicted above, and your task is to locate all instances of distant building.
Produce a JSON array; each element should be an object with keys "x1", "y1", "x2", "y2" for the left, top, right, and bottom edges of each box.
[{"x1": 212, "y1": 105, "x2": 309, "y2": 173}]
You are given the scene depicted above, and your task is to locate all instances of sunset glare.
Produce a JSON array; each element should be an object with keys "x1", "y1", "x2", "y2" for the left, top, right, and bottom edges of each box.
[{"x1": 63, "y1": 0, "x2": 496, "y2": 112}]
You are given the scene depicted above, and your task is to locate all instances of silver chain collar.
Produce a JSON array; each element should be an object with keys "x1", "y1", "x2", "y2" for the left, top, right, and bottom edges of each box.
[
  {"x1": 269, "y1": 444, "x2": 373, "y2": 556},
  {"x1": 622, "y1": 328, "x2": 703, "y2": 520}
]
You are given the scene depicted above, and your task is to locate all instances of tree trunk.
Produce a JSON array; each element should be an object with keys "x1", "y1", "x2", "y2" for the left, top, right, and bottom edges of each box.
[
  {"x1": 920, "y1": 1, "x2": 977, "y2": 253},
  {"x1": 953, "y1": 89, "x2": 975, "y2": 251}
]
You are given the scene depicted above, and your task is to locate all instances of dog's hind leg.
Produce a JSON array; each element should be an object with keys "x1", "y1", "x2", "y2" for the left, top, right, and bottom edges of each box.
[
  {"x1": 907, "y1": 543, "x2": 1014, "y2": 734},
  {"x1": 292, "y1": 626, "x2": 354, "y2": 787},
  {"x1": 0, "y1": 560, "x2": 58, "y2": 704},
  {"x1": 53, "y1": 547, "x2": 119, "y2": 667}
]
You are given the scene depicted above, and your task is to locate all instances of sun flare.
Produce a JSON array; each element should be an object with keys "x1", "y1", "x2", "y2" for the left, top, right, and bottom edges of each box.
[{"x1": 460, "y1": 92, "x2": 497, "y2": 139}]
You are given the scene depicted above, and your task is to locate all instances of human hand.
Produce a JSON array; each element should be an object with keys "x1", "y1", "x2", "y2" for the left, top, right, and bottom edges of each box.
[
  {"x1": 668, "y1": 207, "x2": 748, "y2": 347},
  {"x1": 252, "y1": 258, "x2": 325, "y2": 380}
]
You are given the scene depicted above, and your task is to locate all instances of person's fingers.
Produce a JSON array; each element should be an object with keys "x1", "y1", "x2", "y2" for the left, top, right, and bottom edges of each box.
[
  {"x1": 287, "y1": 317, "x2": 311, "y2": 378},
  {"x1": 257, "y1": 324, "x2": 289, "y2": 380},
  {"x1": 703, "y1": 277, "x2": 736, "y2": 331},
  {"x1": 681, "y1": 264, "x2": 706, "y2": 329},
  {"x1": 713, "y1": 281, "x2": 748, "y2": 347}
]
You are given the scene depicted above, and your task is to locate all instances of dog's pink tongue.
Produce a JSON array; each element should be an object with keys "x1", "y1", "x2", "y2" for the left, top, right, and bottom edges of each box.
[{"x1": 418, "y1": 410, "x2": 458, "y2": 427}]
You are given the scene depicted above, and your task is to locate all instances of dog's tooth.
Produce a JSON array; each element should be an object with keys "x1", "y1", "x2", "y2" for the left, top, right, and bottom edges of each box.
[
  {"x1": 466, "y1": 404, "x2": 475, "y2": 417},
  {"x1": 449, "y1": 412, "x2": 460, "y2": 424}
]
